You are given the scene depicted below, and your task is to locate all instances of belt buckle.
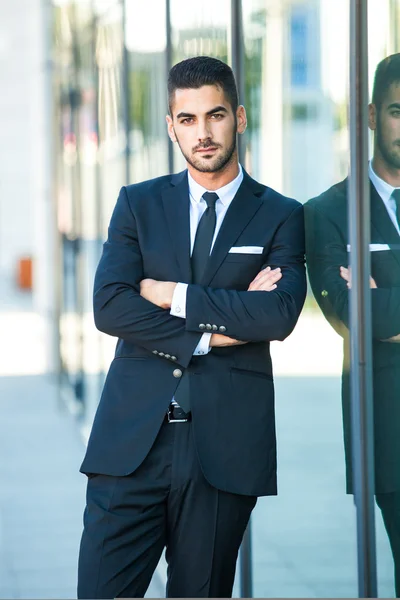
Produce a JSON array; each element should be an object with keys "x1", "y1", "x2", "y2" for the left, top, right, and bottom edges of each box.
[{"x1": 167, "y1": 405, "x2": 189, "y2": 423}]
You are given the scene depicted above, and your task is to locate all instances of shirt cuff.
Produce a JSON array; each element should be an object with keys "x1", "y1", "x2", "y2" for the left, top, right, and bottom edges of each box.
[
  {"x1": 193, "y1": 333, "x2": 212, "y2": 355},
  {"x1": 170, "y1": 282, "x2": 188, "y2": 318}
]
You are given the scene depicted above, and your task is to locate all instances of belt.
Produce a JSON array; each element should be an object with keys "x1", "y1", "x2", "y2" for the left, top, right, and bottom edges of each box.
[{"x1": 166, "y1": 403, "x2": 191, "y2": 423}]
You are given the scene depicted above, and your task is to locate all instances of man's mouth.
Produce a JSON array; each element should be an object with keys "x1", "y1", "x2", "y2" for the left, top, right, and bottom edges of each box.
[{"x1": 196, "y1": 147, "x2": 218, "y2": 153}]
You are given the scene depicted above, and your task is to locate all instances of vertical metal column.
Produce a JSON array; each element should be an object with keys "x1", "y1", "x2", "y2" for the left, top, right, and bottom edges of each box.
[
  {"x1": 231, "y1": 0, "x2": 252, "y2": 597},
  {"x1": 231, "y1": 0, "x2": 246, "y2": 163},
  {"x1": 348, "y1": 1, "x2": 377, "y2": 597},
  {"x1": 166, "y1": 0, "x2": 174, "y2": 175}
]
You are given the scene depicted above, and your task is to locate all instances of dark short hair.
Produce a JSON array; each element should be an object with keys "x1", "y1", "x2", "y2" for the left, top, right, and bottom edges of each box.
[
  {"x1": 372, "y1": 53, "x2": 400, "y2": 109},
  {"x1": 168, "y1": 56, "x2": 239, "y2": 115}
]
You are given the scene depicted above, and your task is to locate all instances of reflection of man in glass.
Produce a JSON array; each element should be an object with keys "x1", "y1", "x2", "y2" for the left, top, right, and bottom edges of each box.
[{"x1": 305, "y1": 54, "x2": 400, "y2": 597}]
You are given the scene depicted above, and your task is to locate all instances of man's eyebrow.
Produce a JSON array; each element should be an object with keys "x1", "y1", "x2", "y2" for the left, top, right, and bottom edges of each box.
[
  {"x1": 387, "y1": 102, "x2": 400, "y2": 110},
  {"x1": 175, "y1": 106, "x2": 229, "y2": 120},
  {"x1": 176, "y1": 111, "x2": 195, "y2": 119},
  {"x1": 206, "y1": 105, "x2": 229, "y2": 116}
]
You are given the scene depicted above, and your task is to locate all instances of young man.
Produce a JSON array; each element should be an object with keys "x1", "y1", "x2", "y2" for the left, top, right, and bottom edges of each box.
[
  {"x1": 78, "y1": 56, "x2": 306, "y2": 598},
  {"x1": 305, "y1": 54, "x2": 400, "y2": 597}
]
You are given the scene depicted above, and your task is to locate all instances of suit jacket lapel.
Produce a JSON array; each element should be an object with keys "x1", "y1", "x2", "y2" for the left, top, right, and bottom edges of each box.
[
  {"x1": 161, "y1": 170, "x2": 192, "y2": 283},
  {"x1": 201, "y1": 171, "x2": 265, "y2": 285}
]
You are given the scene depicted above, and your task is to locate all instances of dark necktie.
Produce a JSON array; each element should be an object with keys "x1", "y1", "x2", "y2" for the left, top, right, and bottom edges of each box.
[
  {"x1": 191, "y1": 192, "x2": 219, "y2": 283},
  {"x1": 392, "y1": 189, "x2": 400, "y2": 228},
  {"x1": 174, "y1": 192, "x2": 219, "y2": 413}
]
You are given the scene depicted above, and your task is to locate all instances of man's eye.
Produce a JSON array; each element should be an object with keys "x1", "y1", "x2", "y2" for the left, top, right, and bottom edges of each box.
[
  {"x1": 210, "y1": 114, "x2": 223, "y2": 120},
  {"x1": 181, "y1": 118, "x2": 194, "y2": 124},
  {"x1": 392, "y1": 111, "x2": 400, "y2": 117}
]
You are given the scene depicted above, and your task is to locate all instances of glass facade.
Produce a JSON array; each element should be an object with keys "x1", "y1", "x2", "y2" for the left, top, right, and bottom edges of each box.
[{"x1": 51, "y1": 0, "x2": 400, "y2": 596}]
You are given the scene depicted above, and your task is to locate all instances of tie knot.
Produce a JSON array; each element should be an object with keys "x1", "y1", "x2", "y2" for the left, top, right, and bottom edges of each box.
[{"x1": 202, "y1": 192, "x2": 219, "y2": 209}]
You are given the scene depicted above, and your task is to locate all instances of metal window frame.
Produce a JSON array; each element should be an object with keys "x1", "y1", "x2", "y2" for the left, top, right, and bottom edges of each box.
[{"x1": 348, "y1": 0, "x2": 377, "y2": 597}]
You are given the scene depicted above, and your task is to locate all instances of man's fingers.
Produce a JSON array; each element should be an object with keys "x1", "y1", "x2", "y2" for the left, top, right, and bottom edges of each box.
[
  {"x1": 249, "y1": 270, "x2": 282, "y2": 289},
  {"x1": 252, "y1": 266, "x2": 271, "y2": 282},
  {"x1": 250, "y1": 267, "x2": 281, "y2": 286}
]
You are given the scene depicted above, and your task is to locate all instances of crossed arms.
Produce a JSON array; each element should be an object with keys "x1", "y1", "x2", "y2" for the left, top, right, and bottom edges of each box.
[
  {"x1": 305, "y1": 202, "x2": 400, "y2": 343},
  {"x1": 93, "y1": 186, "x2": 307, "y2": 366}
]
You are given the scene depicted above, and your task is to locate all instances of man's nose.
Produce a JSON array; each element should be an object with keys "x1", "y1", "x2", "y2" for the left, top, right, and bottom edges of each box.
[{"x1": 197, "y1": 119, "x2": 211, "y2": 142}]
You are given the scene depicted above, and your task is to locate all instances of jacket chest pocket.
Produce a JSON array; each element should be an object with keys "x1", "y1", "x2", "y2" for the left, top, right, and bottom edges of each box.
[{"x1": 215, "y1": 254, "x2": 265, "y2": 289}]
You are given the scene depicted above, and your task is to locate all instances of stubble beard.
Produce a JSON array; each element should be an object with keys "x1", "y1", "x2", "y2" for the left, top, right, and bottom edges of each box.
[
  {"x1": 376, "y1": 119, "x2": 400, "y2": 171},
  {"x1": 175, "y1": 130, "x2": 237, "y2": 174}
]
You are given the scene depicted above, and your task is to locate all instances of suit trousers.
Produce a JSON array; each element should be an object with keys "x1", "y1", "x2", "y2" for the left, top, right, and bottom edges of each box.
[
  {"x1": 77, "y1": 418, "x2": 257, "y2": 598},
  {"x1": 376, "y1": 492, "x2": 400, "y2": 597}
]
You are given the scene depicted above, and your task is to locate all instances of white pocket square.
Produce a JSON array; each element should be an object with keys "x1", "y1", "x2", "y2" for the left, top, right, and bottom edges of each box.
[
  {"x1": 228, "y1": 246, "x2": 263, "y2": 254},
  {"x1": 347, "y1": 244, "x2": 390, "y2": 252}
]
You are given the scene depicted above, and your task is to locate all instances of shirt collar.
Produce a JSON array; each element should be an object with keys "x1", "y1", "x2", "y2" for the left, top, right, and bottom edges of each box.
[
  {"x1": 369, "y1": 160, "x2": 399, "y2": 203},
  {"x1": 188, "y1": 164, "x2": 243, "y2": 206}
]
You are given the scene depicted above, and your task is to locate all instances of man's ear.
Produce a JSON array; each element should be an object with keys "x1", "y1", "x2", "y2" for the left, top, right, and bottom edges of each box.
[
  {"x1": 236, "y1": 105, "x2": 247, "y2": 135},
  {"x1": 369, "y1": 103, "x2": 377, "y2": 131},
  {"x1": 166, "y1": 115, "x2": 177, "y2": 143}
]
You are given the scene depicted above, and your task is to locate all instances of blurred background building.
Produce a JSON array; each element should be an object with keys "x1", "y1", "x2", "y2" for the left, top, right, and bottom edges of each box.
[{"x1": 1, "y1": 0, "x2": 400, "y2": 597}]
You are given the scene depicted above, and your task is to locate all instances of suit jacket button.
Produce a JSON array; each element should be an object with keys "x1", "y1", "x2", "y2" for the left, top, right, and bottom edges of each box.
[
  {"x1": 206, "y1": 324, "x2": 212, "y2": 330},
  {"x1": 171, "y1": 356, "x2": 177, "y2": 361},
  {"x1": 165, "y1": 354, "x2": 171, "y2": 359},
  {"x1": 159, "y1": 352, "x2": 165, "y2": 357},
  {"x1": 219, "y1": 326, "x2": 227, "y2": 333},
  {"x1": 199, "y1": 324, "x2": 206, "y2": 330},
  {"x1": 212, "y1": 325, "x2": 218, "y2": 331},
  {"x1": 321, "y1": 290, "x2": 328, "y2": 297},
  {"x1": 173, "y1": 369, "x2": 183, "y2": 378}
]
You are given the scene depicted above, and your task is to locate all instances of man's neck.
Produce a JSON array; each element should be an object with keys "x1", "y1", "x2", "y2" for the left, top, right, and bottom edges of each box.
[
  {"x1": 372, "y1": 153, "x2": 400, "y2": 187},
  {"x1": 187, "y1": 158, "x2": 240, "y2": 191}
]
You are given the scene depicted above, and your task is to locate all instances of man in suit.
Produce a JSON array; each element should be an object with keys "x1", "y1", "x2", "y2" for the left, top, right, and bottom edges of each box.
[
  {"x1": 305, "y1": 53, "x2": 400, "y2": 597},
  {"x1": 77, "y1": 55, "x2": 306, "y2": 599}
]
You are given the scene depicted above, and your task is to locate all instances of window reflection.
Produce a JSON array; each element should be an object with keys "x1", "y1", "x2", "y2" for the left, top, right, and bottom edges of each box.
[{"x1": 305, "y1": 51, "x2": 400, "y2": 599}]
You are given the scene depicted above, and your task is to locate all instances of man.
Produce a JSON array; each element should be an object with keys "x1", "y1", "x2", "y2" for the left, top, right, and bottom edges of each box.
[
  {"x1": 305, "y1": 53, "x2": 400, "y2": 597},
  {"x1": 78, "y1": 56, "x2": 306, "y2": 599}
]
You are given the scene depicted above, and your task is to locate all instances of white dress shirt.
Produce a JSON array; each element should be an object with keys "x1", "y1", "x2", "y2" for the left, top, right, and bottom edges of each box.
[
  {"x1": 171, "y1": 164, "x2": 244, "y2": 355},
  {"x1": 369, "y1": 161, "x2": 400, "y2": 235}
]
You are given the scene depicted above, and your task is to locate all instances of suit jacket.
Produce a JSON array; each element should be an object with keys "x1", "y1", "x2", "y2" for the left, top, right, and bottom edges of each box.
[
  {"x1": 80, "y1": 169, "x2": 306, "y2": 497},
  {"x1": 305, "y1": 178, "x2": 400, "y2": 494}
]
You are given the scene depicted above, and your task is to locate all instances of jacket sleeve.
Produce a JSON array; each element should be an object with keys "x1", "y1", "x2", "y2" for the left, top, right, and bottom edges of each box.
[
  {"x1": 184, "y1": 204, "x2": 307, "y2": 342},
  {"x1": 93, "y1": 186, "x2": 202, "y2": 368},
  {"x1": 304, "y1": 202, "x2": 400, "y2": 340}
]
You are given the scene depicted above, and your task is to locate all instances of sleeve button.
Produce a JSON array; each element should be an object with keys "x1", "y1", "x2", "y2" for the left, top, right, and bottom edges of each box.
[
  {"x1": 199, "y1": 324, "x2": 206, "y2": 330},
  {"x1": 219, "y1": 326, "x2": 227, "y2": 333}
]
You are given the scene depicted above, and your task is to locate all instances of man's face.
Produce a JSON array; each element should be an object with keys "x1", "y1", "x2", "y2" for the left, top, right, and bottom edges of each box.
[
  {"x1": 370, "y1": 82, "x2": 400, "y2": 169},
  {"x1": 166, "y1": 85, "x2": 246, "y2": 173}
]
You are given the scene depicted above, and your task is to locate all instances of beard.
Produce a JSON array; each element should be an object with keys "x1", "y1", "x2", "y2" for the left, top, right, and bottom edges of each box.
[
  {"x1": 376, "y1": 121, "x2": 400, "y2": 170},
  {"x1": 174, "y1": 129, "x2": 237, "y2": 174}
]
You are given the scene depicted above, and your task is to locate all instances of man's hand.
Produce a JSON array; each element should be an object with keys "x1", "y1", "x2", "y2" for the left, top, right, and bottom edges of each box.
[
  {"x1": 340, "y1": 266, "x2": 377, "y2": 289},
  {"x1": 210, "y1": 266, "x2": 282, "y2": 347},
  {"x1": 140, "y1": 279, "x2": 177, "y2": 309},
  {"x1": 209, "y1": 334, "x2": 248, "y2": 347},
  {"x1": 340, "y1": 266, "x2": 399, "y2": 343},
  {"x1": 248, "y1": 266, "x2": 282, "y2": 291},
  {"x1": 382, "y1": 333, "x2": 400, "y2": 343}
]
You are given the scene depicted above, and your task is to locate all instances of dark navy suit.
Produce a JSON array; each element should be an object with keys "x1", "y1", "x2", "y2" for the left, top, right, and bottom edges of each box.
[{"x1": 78, "y1": 169, "x2": 306, "y2": 598}]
